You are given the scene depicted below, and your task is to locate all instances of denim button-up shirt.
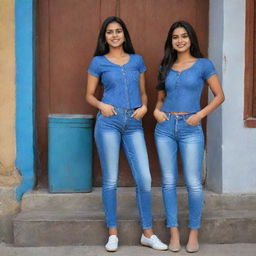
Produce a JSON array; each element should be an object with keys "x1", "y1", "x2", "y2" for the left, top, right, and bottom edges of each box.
[
  {"x1": 161, "y1": 58, "x2": 216, "y2": 113},
  {"x1": 88, "y1": 54, "x2": 146, "y2": 109}
]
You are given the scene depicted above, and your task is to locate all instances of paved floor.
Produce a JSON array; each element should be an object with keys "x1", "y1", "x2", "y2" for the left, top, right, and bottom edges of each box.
[{"x1": 0, "y1": 243, "x2": 255, "y2": 256}]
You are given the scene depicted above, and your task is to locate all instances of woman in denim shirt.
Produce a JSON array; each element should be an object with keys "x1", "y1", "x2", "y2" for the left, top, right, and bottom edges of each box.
[
  {"x1": 86, "y1": 16, "x2": 167, "y2": 252},
  {"x1": 154, "y1": 21, "x2": 225, "y2": 253}
]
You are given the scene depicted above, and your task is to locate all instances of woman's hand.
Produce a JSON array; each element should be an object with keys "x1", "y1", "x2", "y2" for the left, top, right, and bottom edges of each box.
[
  {"x1": 185, "y1": 113, "x2": 202, "y2": 126},
  {"x1": 153, "y1": 109, "x2": 169, "y2": 123},
  {"x1": 131, "y1": 105, "x2": 147, "y2": 120},
  {"x1": 99, "y1": 102, "x2": 117, "y2": 117}
]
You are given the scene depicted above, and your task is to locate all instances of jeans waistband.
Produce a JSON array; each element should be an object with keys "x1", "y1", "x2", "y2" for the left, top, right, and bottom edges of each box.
[
  {"x1": 165, "y1": 112, "x2": 195, "y2": 120},
  {"x1": 113, "y1": 106, "x2": 139, "y2": 114}
]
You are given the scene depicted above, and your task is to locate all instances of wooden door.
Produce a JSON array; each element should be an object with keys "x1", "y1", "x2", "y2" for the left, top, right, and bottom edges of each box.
[{"x1": 36, "y1": 0, "x2": 209, "y2": 187}]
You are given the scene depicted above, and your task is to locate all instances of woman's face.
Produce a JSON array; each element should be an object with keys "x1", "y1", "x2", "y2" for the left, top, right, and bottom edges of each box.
[
  {"x1": 105, "y1": 22, "x2": 125, "y2": 49},
  {"x1": 171, "y1": 27, "x2": 191, "y2": 53}
]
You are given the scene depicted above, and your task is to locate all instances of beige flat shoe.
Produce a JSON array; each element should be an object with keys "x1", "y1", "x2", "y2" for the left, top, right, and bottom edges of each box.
[
  {"x1": 169, "y1": 243, "x2": 181, "y2": 252},
  {"x1": 186, "y1": 243, "x2": 199, "y2": 253}
]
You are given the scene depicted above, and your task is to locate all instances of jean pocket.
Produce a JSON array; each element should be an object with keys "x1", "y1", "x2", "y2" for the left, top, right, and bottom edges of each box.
[
  {"x1": 185, "y1": 120, "x2": 199, "y2": 127},
  {"x1": 104, "y1": 113, "x2": 116, "y2": 118},
  {"x1": 157, "y1": 120, "x2": 166, "y2": 124},
  {"x1": 132, "y1": 116, "x2": 142, "y2": 122},
  {"x1": 98, "y1": 112, "x2": 116, "y2": 120},
  {"x1": 184, "y1": 115, "x2": 199, "y2": 126},
  {"x1": 184, "y1": 118, "x2": 202, "y2": 129}
]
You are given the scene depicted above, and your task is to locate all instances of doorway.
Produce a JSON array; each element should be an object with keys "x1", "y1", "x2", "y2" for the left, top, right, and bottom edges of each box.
[{"x1": 36, "y1": 0, "x2": 209, "y2": 187}]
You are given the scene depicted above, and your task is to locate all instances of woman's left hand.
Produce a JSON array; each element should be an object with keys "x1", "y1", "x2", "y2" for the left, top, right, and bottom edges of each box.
[
  {"x1": 131, "y1": 105, "x2": 147, "y2": 120},
  {"x1": 185, "y1": 113, "x2": 202, "y2": 126}
]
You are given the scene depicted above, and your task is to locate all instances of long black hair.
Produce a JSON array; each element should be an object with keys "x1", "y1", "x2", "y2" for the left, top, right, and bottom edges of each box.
[
  {"x1": 157, "y1": 21, "x2": 204, "y2": 90},
  {"x1": 94, "y1": 16, "x2": 135, "y2": 56}
]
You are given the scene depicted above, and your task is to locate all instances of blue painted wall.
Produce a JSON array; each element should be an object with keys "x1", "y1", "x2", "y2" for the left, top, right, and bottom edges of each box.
[{"x1": 15, "y1": 0, "x2": 36, "y2": 200}]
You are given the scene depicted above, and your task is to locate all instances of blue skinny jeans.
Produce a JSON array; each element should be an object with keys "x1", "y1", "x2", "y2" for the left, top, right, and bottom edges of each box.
[
  {"x1": 155, "y1": 113, "x2": 204, "y2": 229},
  {"x1": 94, "y1": 107, "x2": 152, "y2": 229}
]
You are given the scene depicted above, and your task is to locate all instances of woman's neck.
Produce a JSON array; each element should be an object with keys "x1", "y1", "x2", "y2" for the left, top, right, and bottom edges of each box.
[
  {"x1": 176, "y1": 51, "x2": 194, "y2": 63},
  {"x1": 107, "y1": 47, "x2": 126, "y2": 58}
]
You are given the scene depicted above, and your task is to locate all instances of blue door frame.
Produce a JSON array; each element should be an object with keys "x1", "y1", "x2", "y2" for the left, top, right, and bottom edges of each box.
[{"x1": 15, "y1": 0, "x2": 36, "y2": 200}]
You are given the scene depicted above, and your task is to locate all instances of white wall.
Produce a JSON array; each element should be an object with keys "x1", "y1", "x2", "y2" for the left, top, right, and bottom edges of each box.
[{"x1": 208, "y1": 0, "x2": 256, "y2": 193}]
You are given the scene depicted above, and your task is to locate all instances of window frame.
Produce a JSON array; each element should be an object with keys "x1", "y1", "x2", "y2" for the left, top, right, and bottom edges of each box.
[{"x1": 244, "y1": 0, "x2": 256, "y2": 127}]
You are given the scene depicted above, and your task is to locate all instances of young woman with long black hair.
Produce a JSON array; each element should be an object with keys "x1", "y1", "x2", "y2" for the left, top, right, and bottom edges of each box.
[
  {"x1": 86, "y1": 16, "x2": 167, "y2": 252},
  {"x1": 154, "y1": 21, "x2": 224, "y2": 252}
]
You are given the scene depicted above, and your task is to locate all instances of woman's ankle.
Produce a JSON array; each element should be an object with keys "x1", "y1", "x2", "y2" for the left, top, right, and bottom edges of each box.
[
  {"x1": 187, "y1": 229, "x2": 199, "y2": 245},
  {"x1": 169, "y1": 227, "x2": 180, "y2": 244},
  {"x1": 143, "y1": 228, "x2": 154, "y2": 238},
  {"x1": 108, "y1": 227, "x2": 118, "y2": 236}
]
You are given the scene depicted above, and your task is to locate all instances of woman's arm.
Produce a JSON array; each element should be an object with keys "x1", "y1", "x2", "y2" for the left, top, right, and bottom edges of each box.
[
  {"x1": 153, "y1": 90, "x2": 169, "y2": 122},
  {"x1": 131, "y1": 73, "x2": 148, "y2": 119},
  {"x1": 186, "y1": 74, "x2": 225, "y2": 125},
  {"x1": 86, "y1": 73, "x2": 117, "y2": 116}
]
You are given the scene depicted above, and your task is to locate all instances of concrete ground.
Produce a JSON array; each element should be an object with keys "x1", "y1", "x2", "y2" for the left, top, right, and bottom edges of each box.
[{"x1": 0, "y1": 243, "x2": 255, "y2": 256}]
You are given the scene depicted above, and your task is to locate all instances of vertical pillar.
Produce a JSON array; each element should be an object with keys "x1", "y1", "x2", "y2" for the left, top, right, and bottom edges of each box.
[
  {"x1": 15, "y1": 0, "x2": 36, "y2": 200},
  {"x1": 207, "y1": 0, "x2": 224, "y2": 193}
]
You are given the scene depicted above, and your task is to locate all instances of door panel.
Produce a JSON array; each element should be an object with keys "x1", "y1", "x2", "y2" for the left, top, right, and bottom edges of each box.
[{"x1": 37, "y1": 0, "x2": 209, "y2": 187}]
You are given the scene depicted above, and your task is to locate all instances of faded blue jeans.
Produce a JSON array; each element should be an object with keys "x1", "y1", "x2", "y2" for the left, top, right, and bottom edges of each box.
[
  {"x1": 155, "y1": 113, "x2": 204, "y2": 229},
  {"x1": 94, "y1": 107, "x2": 152, "y2": 229}
]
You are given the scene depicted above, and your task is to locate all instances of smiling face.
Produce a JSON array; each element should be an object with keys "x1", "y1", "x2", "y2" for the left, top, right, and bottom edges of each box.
[
  {"x1": 105, "y1": 22, "x2": 125, "y2": 49},
  {"x1": 171, "y1": 27, "x2": 191, "y2": 53}
]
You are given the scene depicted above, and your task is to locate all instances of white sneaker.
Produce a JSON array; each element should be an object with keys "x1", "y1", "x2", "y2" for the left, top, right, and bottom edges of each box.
[
  {"x1": 105, "y1": 235, "x2": 118, "y2": 252},
  {"x1": 140, "y1": 234, "x2": 168, "y2": 251}
]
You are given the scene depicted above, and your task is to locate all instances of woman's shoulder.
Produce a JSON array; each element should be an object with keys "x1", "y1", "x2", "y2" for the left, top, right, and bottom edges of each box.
[
  {"x1": 87, "y1": 56, "x2": 105, "y2": 76},
  {"x1": 91, "y1": 55, "x2": 104, "y2": 62},
  {"x1": 197, "y1": 58, "x2": 214, "y2": 65},
  {"x1": 197, "y1": 58, "x2": 216, "y2": 78},
  {"x1": 129, "y1": 54, "x2": 146, "y2": 72},
  {"x1": 130, "y1": 53, "x2": 144, "y2": 60},
  {"x1": 129, "y1": 54, "x2": 146, "y2": 66},
  {"x1": 196, "y1": 58, "x2": 216, "y2": 70},
  {"x1": 88, "y1": 55, "x2": 105, "y2": 68}
]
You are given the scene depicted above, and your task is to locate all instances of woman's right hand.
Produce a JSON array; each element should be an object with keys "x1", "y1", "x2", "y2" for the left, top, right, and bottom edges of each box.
[
  {"x1": 153, "y1": 109, "x2": 169, "y2": 123},
  {"x1": 99, "y1": 102, "x2": 117, "y2": 117}
]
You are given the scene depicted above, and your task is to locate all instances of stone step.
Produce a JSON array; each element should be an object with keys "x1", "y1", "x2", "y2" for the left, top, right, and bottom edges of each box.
[
  {"x1": 20, "y1": 187, "x2": 256, "y2": 212},
  {"x1": 14, "y1": 188, "x2": 256, "y2": 246},
  {"x1": 14, "y1": 208, "x2": 256, "y2": 246},
  {"x1": 2, "y1": 244, "x2": 256, "y2": 256}
]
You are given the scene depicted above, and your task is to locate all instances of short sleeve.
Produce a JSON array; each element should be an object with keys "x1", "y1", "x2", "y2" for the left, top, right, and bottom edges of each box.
[
  {"x1": 138, "y1": 55, "x2": 147, "y2": 73},
  {"x1": 202, "y1": 59, "x2": 216, "y2": 80},
  {"x1": 87, "y1": 57, "x2": 101, "y2": 77}
]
